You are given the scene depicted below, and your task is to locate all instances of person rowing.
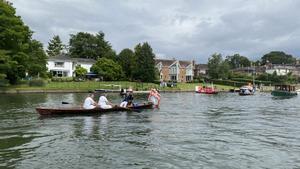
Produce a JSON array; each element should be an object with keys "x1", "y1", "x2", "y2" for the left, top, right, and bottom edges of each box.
[
  {"x1": 83, "y1": 92, "x2": 97, "y2": 109},
  {"x1": 120, "y1": 88, "x2": 134, "y2": 107},
  {"x1": 98, "y1": 93, "x2": 114, "y2": 109}
]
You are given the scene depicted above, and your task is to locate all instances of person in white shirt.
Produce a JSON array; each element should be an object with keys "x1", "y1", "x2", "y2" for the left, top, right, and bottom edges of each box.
[
  {"x1": 98, "y1": 93, "x2": 113, "y2": 109},
  {"x1": 83, "y1": 93, "x2": 97, "y2": 109}
]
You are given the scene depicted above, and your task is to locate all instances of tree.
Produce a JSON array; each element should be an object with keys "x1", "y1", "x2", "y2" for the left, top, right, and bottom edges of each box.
[
  {"x1": 74, "y1": 65, "x2": 87, "y2": 79},
  {"x1": 261, "y1": 51, "x2": 296, "y2": 65},
  {"x1": 46, "y1": 35, "x2": 65, "y2": 57},
  {"x1": 207, "y1": 53, "x2": 230, "y2": 79},
  {"x1": 91, "y1": 58, "x2": 123, "y2": 81},
  {"x1": 69, "y1": 31, "x2": 116, "y2": 60},
  {"x1": 0, "y1": 1, "x2": 47, "y2": 84},
  {"x1": 133, "y1": 42, "x2": 156, "y2": 82},
  {"x1": 117, "y1": 48, "x2": 135, "y2": 80},
  {"x1": 225, "y1": 54, "x2": 251, "y2": 69}
]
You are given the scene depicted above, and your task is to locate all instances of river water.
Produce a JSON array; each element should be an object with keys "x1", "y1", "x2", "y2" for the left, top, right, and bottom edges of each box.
[{"x1": 0, "y1": 92, "x2": 300, "y2": 169}]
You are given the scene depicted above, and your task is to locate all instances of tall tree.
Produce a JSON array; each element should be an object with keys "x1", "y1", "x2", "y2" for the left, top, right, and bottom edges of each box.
[
  {"x1": 117, "y1": 48, "x2": 135, "y2": 80},
  {"x1": 69, "y1": 31, "x2": 116, "y2": 60},
  {"x1": 0, "y1": 1, "x2": 47, "y2": 84},
  {"x1": 133, "y1": 42, "x2": 156, "y2": 82},
  {"x1": 207, "y1": 53, "x2": 230, "y2": 79},
  {"x1": 46, "y1": 35, "x2": 64, "y2": 57},
  {"x1": 261, "y1": 51, "x2": 296, "y2": 65},
  {"x1": 91, "y1": 58, "x2": 123, "y2": 81},
  {"x1": 225, "y1": 54, "x2": 251, "y2": 69}
]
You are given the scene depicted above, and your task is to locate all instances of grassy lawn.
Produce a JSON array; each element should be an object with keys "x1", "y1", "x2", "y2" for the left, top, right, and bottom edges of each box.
[{"x1": 0, "y1": 81, "x2": 234, "y2": 92}]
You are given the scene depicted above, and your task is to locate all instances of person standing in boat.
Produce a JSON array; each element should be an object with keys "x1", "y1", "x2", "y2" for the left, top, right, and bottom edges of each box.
[
  {"x1": 98, "y1": 93, "x2": 113, "y2": 109},
  {"x1": 120, "y1": 88, "x2": 134, "y2": 107},
  {"x1": 83, "y1": 92, "x2": 97, "y2": 109},
  {"x1": 148, "y1": 88, "x2": 161, "y2": 107}
]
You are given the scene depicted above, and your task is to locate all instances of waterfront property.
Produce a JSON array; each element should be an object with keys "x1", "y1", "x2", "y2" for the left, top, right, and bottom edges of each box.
[
  {"x1": 194, "y1": 64, "x2": 208, "y2": 77},
  {"x1": 265, "y1": 64, "x2": 295, "y2": 76},
  {"x1": 155, "y1": 59, "x2": 194, "y2": 82},
  {"x1": 47, "y1": 54, "x2": 96, "y2": 77}
]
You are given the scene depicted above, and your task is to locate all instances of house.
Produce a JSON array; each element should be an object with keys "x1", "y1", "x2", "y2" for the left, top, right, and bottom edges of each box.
[
  {"x1": 47, "y1": 55, "x2": 95, "y2": 77},
  {"x1": 194, "y1": 64, "x2": 208, "y2": 77},
  {"x1": 265, "y1": 64, "x2": 295, "y2": 76},
  {"x1": 155, "y1": 59, "x2": 194, "y2": 82}
]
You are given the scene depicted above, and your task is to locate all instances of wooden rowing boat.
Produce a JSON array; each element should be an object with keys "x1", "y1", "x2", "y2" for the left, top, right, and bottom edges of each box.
[{"x1": 36, "y1": 102, "x2": 154, "y2": 116}]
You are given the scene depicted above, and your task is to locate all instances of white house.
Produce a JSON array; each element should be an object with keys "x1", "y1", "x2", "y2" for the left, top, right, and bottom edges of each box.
[
  {"x1": 47, "y1": 55, "x2": 96, "y2": 77},
  {"x1": 265, "y1": 64, "x2": 295, "y2": 76}
]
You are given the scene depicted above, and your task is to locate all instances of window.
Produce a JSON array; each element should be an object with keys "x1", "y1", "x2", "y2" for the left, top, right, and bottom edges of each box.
[
  {"x1": 54, "y1": 62, "x2": 64, "y2": 67},
  {"x1": 170, "y1": 75, "x2": 177, "y2": 81},
  {"x1": 186, "y1": 76, "x2": 192, "y2": 82}
]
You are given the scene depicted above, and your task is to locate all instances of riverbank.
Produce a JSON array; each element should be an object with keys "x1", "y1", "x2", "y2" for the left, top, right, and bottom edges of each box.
[{"x1": 0, "y1": 81, "x2": 234, "y2": 94}]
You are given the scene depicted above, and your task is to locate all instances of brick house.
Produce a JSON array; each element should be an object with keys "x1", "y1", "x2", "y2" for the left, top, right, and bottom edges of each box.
[{"x1": 155, "y1": 59, "x2": 194, "y2": 82}]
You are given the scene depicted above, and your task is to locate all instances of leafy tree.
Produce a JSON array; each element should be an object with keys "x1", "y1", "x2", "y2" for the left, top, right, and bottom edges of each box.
[
  {"x1": 117, "y1": 48, "x2": 135, "y2": 80},
  {"x1": 261, "y1": 51, "x2": 296, "y2": 65},
  {"x1": 91, "y1": 58, "x2": 123, "y2": 81},
  {"x1": 69, "y1": 31, "x2": 116, "y2": 60},
  {"x1": 74, "y1": 65, "x2": 87, "y2": 79},
  {"x1": 27, "y1": 40, "x2": 48, "y2": 77},
  {"x1": 225, "y1": 54, "x2": 251, "y2": 69},
  {"x1": 0, "y1": 1, "x2": 47, "y2": 84},
  {"x1": 207, "y1": 53, "x2": 230, "y2": 79},
  {"x1": 46, "y1": 35, "x2": 65, "y2": 57},
  {"x1": 133, "y1": 42, "x2": 156, "y2": 82}
]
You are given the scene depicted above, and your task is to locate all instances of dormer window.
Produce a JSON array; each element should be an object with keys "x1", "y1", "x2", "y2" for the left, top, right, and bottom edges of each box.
[{"x1": 54, "y1": 62, "x2": 64, "y2": 67}]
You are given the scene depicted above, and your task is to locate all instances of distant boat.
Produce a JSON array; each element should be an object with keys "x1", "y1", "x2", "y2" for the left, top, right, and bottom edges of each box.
[
  {"x1": 239, "y1": 85, "x2": 255, "y2": 96},
  {"x1": 271, "y1": 84, "x2": 297, "y2": 97},
  {"x1": 195, "y1": 83, "x2": 218, "y2": 94}
]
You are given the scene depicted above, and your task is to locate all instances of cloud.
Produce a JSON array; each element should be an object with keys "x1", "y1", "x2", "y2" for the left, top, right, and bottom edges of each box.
[{"x1": 10, "y1": 0, "x2": 300, "y2": 62}]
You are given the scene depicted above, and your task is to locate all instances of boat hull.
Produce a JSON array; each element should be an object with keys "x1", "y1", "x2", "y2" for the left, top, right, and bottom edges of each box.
[
  {"x1": 271, "y1": 90, "x2": 297, "y2": 97},
  {"x1": 36, "y1": 103, "x2": 154, "y2": 116}
]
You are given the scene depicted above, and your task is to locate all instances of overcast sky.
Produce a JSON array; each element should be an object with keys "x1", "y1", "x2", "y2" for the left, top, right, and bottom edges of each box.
[{"x1": 10, "y1": 0, "x2": 300, "y2": 63}]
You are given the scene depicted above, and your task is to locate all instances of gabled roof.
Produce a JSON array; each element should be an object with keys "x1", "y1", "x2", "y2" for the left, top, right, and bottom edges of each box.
[
  {"x1": 179, "y1": 61, "x2": 192, "y2": 68},
  {"x1": 155, "y1": 59, "x2": 176, "y2": 67},
  {"x1": 155, "y1": 59, "x2": 193, "y2": 68}
]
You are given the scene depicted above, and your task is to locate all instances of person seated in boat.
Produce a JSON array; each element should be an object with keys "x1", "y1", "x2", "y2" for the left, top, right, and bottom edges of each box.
[
  {"x1": 120, "y1": 88, "x2": 134, "y2": 107},
  {"x1": 98, "y1": 93, "x2": 114, "y2": 109},
  {"x1": 83, "y1": 92, "x2": 97, "y2": 109}
]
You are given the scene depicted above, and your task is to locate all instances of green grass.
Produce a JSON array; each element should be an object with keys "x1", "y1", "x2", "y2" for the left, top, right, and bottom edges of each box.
[{"x1": 0, "y1": 81, "x2": 235, "y2": 92}]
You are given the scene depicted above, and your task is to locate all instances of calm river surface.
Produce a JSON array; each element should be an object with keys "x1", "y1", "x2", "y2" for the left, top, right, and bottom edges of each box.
[{"x1": 1, "y1": 92, "x2": 300, "y2": 169}]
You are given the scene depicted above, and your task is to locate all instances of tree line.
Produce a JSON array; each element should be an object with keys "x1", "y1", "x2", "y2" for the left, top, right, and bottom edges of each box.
[{"x1": 0, "y1": 1, "x2": 156, "y2": 85}]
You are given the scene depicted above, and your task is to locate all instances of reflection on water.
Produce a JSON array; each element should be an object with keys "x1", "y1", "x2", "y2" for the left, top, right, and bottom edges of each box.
[{"x1": 0, "y1": 92, "x2": 300, "y2": 168}]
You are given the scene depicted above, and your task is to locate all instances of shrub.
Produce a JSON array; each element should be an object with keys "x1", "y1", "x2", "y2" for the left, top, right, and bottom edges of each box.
[
  {"x1": 0, "y1": 79, "x2": 9, "y2": 87},
  {"x1": 29, "y1": 79, "x2": 46, "y2": 87},
  {"x1": 51, "y1": 77, "x2": 74, "y2": 82}
]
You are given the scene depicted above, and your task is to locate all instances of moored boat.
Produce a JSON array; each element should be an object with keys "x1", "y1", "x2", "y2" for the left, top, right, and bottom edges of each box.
[
  {"x1": 36, "y1": 102, "x2": 154, "y2": 116},
  {"x1": 271, "y1": 84, "x2": 297, "y2": 97},
  {"x1": 239, "y1": 85, "x2": 255, "y2": 96},
  {"x1": 195, "y1": 84, "x2": 218, "y2": 94}
]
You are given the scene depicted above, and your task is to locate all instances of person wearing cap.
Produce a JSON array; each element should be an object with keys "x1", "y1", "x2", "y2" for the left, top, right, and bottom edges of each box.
[
  {"x1": 120, "y1": 88, "x2": 134, "y2": 107},
  {"x1": 98, "y1": 93, "x2": 113, "y2": 109},
  {"x1": 83, "y1": 92, "x2": 97, "y2": 109}
]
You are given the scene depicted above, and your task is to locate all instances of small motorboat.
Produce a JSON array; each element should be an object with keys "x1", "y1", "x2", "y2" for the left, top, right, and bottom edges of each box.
[
  {"x1": 36, "y1": 102, "x2": 154, "y2": 116},
  {"x1": 239, "y1": 86, "x2": 255, "y2": 96},
  {"x1": 195, "y1": 85, "x2": 218, "y2": 94}
]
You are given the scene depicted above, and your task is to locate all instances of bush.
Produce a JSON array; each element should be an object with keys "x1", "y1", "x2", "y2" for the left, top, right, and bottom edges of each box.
[
  {"x1": 51, "y1": 77, "x2": 74, "y2": 82},
  {"x1": 211, "y1": 79, "x2": 246, "y2": 87},
  {"x1": 0, "y1": 79, "x2": 9, "y2": 87},
  {"x1": 29, "y1": 79, "x2": 46, "y2": 87}
]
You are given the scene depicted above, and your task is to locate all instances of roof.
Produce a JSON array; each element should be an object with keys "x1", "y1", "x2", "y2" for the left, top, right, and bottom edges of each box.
[
  {"x1": 155, "y1": 59, "x2": 176, "y2": 67},
  {"x1": 155, "y1": 59, "x2": 193, "y2": 68},
  {"x1": 195, "y1": 64, "x2": 208, "y2": 69},
  {"x1": 48, "y1": 54, "x2": 96, "y2": 63}
]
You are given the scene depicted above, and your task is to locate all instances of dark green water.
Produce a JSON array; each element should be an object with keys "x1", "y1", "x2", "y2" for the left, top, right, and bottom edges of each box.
[{"x1": 1, "y1": 92, "x2": 300, "y2": 169}]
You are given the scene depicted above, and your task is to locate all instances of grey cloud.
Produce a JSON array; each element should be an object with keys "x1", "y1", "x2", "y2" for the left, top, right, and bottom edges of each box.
[{"x1": 10, "y1": 0, "x2": 300, "y2": 62}]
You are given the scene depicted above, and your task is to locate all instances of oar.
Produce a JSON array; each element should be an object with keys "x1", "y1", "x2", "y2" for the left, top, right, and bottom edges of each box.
[{"x1": 62, "y1": 101, "x2": 70, "y2": 104}]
